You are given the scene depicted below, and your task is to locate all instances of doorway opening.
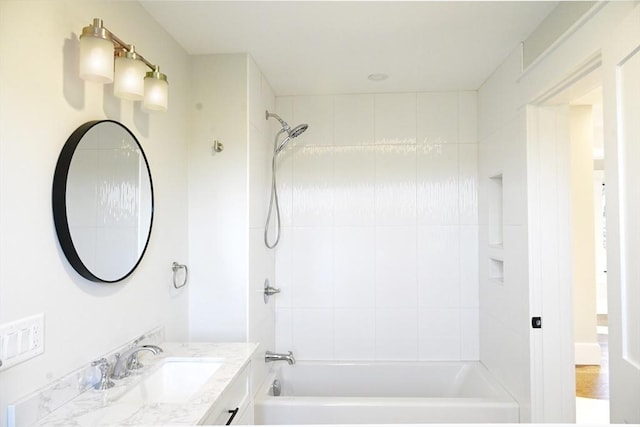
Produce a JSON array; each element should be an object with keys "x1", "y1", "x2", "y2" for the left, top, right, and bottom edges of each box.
[
  {"x1": 568, "y1": 87, "x2": 610, "y2": 424},
  {"x1": 527, "y1": 53, "x2": 610, "y2": 422}
]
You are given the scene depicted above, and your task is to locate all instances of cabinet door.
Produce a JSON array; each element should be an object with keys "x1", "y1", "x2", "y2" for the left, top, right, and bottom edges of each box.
[
  {"x1": 211, "y1": 407, "x2": 241, "y2": 425},
  {"x1": 200, "y1": 364, "x2": 252, "y2": 425},
  {"x1": 210, "y1": 404, "x2": 252, "y2": 425},
  {"x1": 234, "y1": 404, "x2": 254, "y2": 425}
]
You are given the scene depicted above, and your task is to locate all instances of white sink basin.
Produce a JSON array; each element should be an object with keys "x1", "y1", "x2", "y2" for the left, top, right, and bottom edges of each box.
[{"x1": 119, "y1": 357, "x2": 223, "y2": 404}]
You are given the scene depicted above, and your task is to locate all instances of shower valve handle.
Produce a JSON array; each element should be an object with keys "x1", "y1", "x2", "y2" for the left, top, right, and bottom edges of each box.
[
  {"x1": 265, "y1": 285, "x2": 281, "y2": 296},
  {"x1": 263, "y1": 279, "x2": 281, "y2": 303}
]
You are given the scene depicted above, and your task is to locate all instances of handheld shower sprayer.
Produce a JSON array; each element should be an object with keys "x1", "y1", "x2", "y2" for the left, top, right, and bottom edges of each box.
[
  {"x1": 264, "y1": 110, "x2": 309, "y2": 248},
  {"x1": 266, "y1": 111, "x2": 309, "y2": 154}
]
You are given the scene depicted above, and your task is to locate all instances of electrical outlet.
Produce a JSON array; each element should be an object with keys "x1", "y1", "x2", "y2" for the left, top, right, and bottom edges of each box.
[{"x1": 0, "y1": 314, "x2": 44, "y2": 371}]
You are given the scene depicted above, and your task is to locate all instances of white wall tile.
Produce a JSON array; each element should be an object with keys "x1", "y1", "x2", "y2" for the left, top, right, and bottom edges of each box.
[
  {"x1": 274, "y1": 145, "x2": 294, "y2": 228},
  {"x1": 274, "y1": 96, "x2": 295, "y2": 227},
  {"x1": 293, "y1": 309, "x2": 334, "y2": 359},
  {"x1": 275, "y1": 308, "x2": 293, "y2": 352},
  {"x1": 292, "y1": 146, "x2": 334, "y2": 227},
  {"x1": 502, "y1": 224, "x2": 530, "y2": 328},
  {"x1": 334, "y1": 309, "x2": 375, "y2": 360},
  {"x1": 417, "y1": 143, "x2": 459, "y2": 225},
  {"x1": 292, "y1": 227, "x2": 334, "y2": 308},
  {"x1": 334, "y1": 227, "x2": 375, "y2": 308},
  {"x1": 461, "y1": 308, "x2": 480, "y2": 360},
  {"x1": 375, "y1": 308, "x2": 418, "y2": 360},
  {"x1": 418, "y1": 308, "x2": 461, "y2": 360},
  {"x1": 248, "y1": 228, "x2": 272, "y2": 317},
  {"x1": 274, "y1": 226, "x2": 293, "y2": 308},
  {"x1": 275, "y1": 91, "x2": 479, "y2": 362},
  {"x1": 334, "y1": 146, "x2": 375, "y2": 226},
  {"x1": 374, "y1": 93, "x2": 417, "y2": 144},
  {"x1": 275, "y1": 97, "x2": 294, "y2": 128},
  {"x1": 458, "y1": 91, "x2": 478, "y2": 144},
  {"x1": 459, "y1": 144, "x2": 479, "y2": 225},
  {"x1": 375, "y1": 226, "x2": 417, "y2": 308},
  {"x1": 460, "y1": 225, "x2": 479, "y2": 308},
  {"x1": 417, "y1": 226, "x2": 460, "y2": 308},
  {"x1": 334, "y1": 94, "x2": 374, "y2": 146},
  {"x1": 375, "y1": 145, "x2": 417, "y2": 226},
  {"x1": 292, "y1": 95, "x2": 334, "y2": 147},
  {"x1": 499, "y1": 116, "x2": 528, "y2": 227},
  {"x1": 417, "y1": 92, "x2": 458, "y2": 145}
]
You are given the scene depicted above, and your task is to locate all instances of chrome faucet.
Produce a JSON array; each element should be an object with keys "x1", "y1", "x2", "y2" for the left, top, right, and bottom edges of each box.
[
  {"x1": 112, "y1": 344, "x2": 163, "y2": 379},
  {"x1": 265, "y1": 350, "x2": 295, "y2": 365},
  {"x1": 129, "y1": 344, "x2": 163, "y2": 371}
]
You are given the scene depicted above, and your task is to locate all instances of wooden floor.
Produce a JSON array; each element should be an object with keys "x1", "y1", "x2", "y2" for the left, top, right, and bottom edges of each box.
[{"x1": 575, "y1": 315, "x2": 609, "y2": 400}]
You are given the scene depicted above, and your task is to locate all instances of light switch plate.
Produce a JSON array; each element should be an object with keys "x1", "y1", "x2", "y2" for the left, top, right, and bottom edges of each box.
[{"x1": 0, "y1": 313, "x2": 44, "y2": 371}]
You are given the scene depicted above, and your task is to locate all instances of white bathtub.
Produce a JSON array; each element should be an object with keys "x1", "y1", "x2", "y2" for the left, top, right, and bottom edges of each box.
[{"x1": 254, "y1": 361, "x2": 519, "y2": 424}]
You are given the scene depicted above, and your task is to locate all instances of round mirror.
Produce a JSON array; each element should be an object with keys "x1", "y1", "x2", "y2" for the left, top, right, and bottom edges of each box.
[{"x1": 52, "y1": 120, "x2": 154, "y2": 283}]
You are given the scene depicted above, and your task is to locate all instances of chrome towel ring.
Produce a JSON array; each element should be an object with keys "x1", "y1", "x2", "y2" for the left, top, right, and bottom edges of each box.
[{"x1": 171, "y1": 262, "x2": 188, "y2": 289}]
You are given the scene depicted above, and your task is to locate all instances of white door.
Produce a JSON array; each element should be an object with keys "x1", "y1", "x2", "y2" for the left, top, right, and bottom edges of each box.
[
  {"x1": 527, "y1": 104, "x2": 575, "y2": 423},
  {"x1": 603, "y1": 4, "x2": 640, "y2": 423}
]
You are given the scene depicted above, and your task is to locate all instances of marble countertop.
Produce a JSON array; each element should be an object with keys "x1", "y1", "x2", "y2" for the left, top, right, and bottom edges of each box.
[{"x1": 34, "y1": 342, "x2": 258, "y2": 426}]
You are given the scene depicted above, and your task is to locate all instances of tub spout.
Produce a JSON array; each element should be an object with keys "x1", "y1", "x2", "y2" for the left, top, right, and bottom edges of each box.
[{"x1": 265, "y1": 350, "x2": 295, "y2": 365}]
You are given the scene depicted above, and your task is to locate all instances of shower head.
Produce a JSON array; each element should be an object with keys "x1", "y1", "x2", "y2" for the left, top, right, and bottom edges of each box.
[
  {"x1": 276, "y1": 124, "x2": 308, "y2": 154},
  {"x1": 266, "y1": 110, "x2": 308, "y2": 154},
  {"x1": 289, "y1": 123, "x2": 308, "y2": 138}
]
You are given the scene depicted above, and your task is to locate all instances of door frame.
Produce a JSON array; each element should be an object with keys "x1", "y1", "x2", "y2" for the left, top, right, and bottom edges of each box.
[{"x1": 526, "y1": 53, "x2": 603, "y2": 422}]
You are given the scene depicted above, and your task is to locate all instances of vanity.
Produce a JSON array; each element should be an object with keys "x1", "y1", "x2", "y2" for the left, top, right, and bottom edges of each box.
[
  {"x1": 15, "y1": 119, "x2": 260, "y2": 425},
  {"x1": 11, "y1": 342, "x2": 258, "y2": 426}
]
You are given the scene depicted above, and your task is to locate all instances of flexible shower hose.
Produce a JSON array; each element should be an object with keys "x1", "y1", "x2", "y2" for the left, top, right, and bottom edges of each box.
[{"x1": 264, "y1": 129, "x2": 287, "y2": 249}]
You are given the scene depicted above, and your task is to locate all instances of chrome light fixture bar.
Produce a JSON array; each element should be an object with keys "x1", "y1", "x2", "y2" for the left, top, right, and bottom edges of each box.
[{"x1": 79, "y1": 18, "x2": 168, "y2": 112}]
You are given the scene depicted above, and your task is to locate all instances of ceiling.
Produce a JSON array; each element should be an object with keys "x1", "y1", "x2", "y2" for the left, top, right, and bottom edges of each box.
[{"x1": 140, "y1": 1, "x2": 558, "y2": 96}]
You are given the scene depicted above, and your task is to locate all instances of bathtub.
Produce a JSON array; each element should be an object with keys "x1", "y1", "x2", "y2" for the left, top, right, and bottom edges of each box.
[{"x1": 254, "y1": 361, "x2": 519, "y2": 424}]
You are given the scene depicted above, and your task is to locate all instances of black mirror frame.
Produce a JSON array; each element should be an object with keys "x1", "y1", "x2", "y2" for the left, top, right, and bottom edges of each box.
[{"x1": 52, "y1": 120, "x2": 154, "y2": 283}]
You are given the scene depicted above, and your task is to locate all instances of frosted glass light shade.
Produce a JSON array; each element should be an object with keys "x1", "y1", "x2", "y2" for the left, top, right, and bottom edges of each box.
[
  {"x1": 114, "y1": 56, "x2": 146, "y2": 100},
  {"x1": 79, "y1": 36, "x2": 114, "y2": 83},
  {"x1": 143, "y1": 74, "x2": 168, "y2": 112}
]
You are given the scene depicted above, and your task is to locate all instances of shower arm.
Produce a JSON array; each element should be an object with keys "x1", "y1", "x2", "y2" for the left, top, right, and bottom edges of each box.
[{"x1": 266, "y1": 111, "x2": 291, "y2": 131}]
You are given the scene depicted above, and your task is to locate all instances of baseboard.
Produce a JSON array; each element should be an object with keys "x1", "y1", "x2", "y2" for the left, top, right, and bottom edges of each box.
[{"x1": 575, "y1": 342, "x2": 602, "y2": 365}]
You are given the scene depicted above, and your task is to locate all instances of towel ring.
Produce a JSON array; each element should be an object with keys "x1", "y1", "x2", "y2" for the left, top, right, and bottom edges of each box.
[{"x1": 171, "y1": 262, "x2": 188, "y2": 289}]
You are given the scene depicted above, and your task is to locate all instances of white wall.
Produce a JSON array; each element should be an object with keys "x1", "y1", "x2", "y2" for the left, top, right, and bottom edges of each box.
[
  {"x1": 188, "y1": 53, "x2": 276, "y2": 390},
  {"x1": 273, "y1": 92, "x2": 479, "y2": 361},
  {"x1": 188, "y1": 54, "x2": 249, "y2": 342},
  {"x1": 0, "y1": 1, "x2": 190, "y2": 425}
]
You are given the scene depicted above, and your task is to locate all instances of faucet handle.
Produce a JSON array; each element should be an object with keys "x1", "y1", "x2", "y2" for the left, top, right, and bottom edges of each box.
[
  {"x1": 128, "y1": 353, "x2": 144, "y2": 371},
  {"x1": 91, "y1": 358, "x2": 115, "y2": 390}
]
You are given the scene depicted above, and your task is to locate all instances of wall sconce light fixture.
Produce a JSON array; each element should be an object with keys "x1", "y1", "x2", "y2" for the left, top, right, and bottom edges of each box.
[{"x1": 79, "y1": 18, "x2": 168, "y2": 112}]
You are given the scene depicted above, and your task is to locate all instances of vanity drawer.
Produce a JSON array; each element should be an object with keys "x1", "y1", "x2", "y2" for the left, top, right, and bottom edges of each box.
[{"x1": 201, "y1": 363, "x2": 251, "y2": 425}]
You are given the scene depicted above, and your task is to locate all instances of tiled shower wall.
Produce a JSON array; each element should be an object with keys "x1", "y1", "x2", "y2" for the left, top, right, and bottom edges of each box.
[{"x1": 273, "y1": 92, "x2": 479, "y2": 361}]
